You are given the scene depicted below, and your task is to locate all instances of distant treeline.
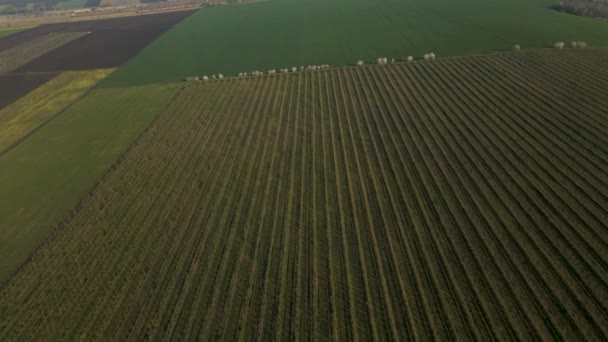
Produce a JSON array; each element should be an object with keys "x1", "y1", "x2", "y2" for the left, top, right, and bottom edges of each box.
[
  {"x1": 561, "y1": 0, "x2": 608, "y2": 18},
  {"x1": 0, "y1": 0, "x2": 125, "y2": 13},
  {"x1": 0, "y1": 0, "x2": 59, "y2": 14}
]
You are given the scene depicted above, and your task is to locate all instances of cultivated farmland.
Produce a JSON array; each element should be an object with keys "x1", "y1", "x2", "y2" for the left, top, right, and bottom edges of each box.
[
  {"x1": 0, "y1": 68, "x2": 114, "y2": 153},
  {"x1": 103, "y1": 0, "x2": 608, "y2": 86},
  {"x1": 0, "y1": 10, "x2": 196, "y2": 73},
  {"x1": 0, "y1": 72, "x2": 57, "y2": 109},
  {"x1": 0, "y1": 31, "x2": 87, "y2": 73},
  {"x1": 0, "y1": 82, "x2": 180, "y2": 283},
  {"x1": 0, "y1": 26, "x2": 31, "y2": 37},
  {"x1": 1, "y1": 48, "x2": 607, "y2": 339}
]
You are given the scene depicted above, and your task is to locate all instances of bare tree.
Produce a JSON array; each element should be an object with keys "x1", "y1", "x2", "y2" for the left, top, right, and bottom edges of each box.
[{"x1": 513, "y1": 44, "x2": 521, "y2": 52}]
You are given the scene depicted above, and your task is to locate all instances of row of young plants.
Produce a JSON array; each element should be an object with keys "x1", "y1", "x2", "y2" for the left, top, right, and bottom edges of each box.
[{"x1": 1, "y1": 49, "x2": 607, "y2": 340}]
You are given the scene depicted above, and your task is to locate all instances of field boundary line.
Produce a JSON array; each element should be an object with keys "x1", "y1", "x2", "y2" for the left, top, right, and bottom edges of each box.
[
  {"x1": 0, "y1": 71, "x2": 62, "y2": 76},
  {"x1": 97, "y1": 9, "x2": 199, "y2": 90}
]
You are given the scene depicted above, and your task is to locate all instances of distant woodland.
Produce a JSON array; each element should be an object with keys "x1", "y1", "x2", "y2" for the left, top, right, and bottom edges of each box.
[{"x1": 561, "y1": 0, "x2": 608, "y2": 18}]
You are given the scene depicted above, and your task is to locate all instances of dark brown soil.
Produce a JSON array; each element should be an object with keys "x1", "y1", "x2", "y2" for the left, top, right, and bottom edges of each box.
[
  {"x1": 0, "y1": 72, "x2": 58, "y2": 110},
  {"x1": 0, "y1": 9, "x2": 196, "y2": 72},
  {"x1": 0, "y1": 10, "x2": 194, "y2": 108}
]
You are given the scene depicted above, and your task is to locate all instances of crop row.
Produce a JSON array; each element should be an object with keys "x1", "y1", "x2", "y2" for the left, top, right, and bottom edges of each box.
[{"x1": 1, "y1": 48, "x2": 607, "y2": 339}]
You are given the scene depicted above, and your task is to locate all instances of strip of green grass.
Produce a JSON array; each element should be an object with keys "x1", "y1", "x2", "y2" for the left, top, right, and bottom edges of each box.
[
  {"x1": 0, "y1": 26, "x2": 33, "y2": 37},
  {"x1": 102, "y1": 0, "x2": 608, "y2": 87},
  {"x1": 0, "y1": 82, "x2": 180, "y2": 284},
  {"x1": 0, "y1": 69, "x2": 115, "y2": 153}
]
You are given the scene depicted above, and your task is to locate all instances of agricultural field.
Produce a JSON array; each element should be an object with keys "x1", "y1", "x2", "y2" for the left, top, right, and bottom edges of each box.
[
  {"x1": 0, "y1": 7, "x2": 197, "y2": 282},
  {"x1": 0, "y1": 82, "x2": 180, "y2": 283},
  {"x1": 0, "y1": 32, "x2": 88, "y2": 73},
  {"x1": 0, "y1": 26, "x2": 31, "y2": 37},
  {"x1": 0, "y1": 10, "x2": 196, "y2": 73},
  {"x1": 1, "y1": 48, "x2": 606, "y2": 339},
  {"x1": 103, "y1": 0, "x2": 608, "y2": 87},
  {"x1": 0, "y1": 9, "x2": 194, "y2": 109},
  {"x1": 0, "y1": 68, "x2": 114, "y2": 153},
  {"x1": 0, "y1": 72, "x2": 58, "y2": 109}
]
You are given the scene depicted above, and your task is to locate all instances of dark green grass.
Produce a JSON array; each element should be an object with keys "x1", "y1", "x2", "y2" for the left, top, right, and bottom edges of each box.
[{"x1": 102, "y1": 0, "x2": 608, "y2": 87}]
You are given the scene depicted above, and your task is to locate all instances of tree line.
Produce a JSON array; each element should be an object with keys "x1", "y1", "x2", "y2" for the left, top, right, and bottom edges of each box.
[{"x1": 561, "y1": 0, "x2": 608, "y2": 18}]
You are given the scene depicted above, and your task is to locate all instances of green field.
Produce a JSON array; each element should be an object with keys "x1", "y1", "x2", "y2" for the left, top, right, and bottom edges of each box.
[
  {"x1": 0, "y1": 26, "x2": 31, "y2": 37},
  {"x1": 0, "y1": 82, "x2": 179, "y2": 283},
  {"x1": 2, "y1": 49, "x2": 607, "y2": 339},
  {"x1": 103, "y1": 0, "x2": 608, "y2": 87},
  {"x1": 0, "y1": 69, "x2": 114, "y2": 153}
]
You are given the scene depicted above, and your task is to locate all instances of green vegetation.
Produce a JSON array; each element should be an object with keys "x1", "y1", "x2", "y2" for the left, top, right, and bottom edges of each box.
[
  {"x1": 56, "y1": 0, "x2": 87, "y2": 9},
  {"x1": 0, "y1": 26, "x2": 31, "y2": 37},
  {"x1": 0, "y1": 69, "x2": 114, "y2": 153},
  {"x1": 103, "y1": 0, "x2": 608, "y2": 87},
  {"x1": 3, "y1": 49, "x2": 607, "y2": 339},
  {"x1": 0, "y1": 32, "x2": 88, "y2": 73},
  {"x1": 0, "y1": 82, "x2": 179, "y2": 284}
]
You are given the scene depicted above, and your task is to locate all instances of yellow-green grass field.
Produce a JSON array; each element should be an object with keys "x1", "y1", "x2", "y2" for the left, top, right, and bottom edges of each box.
[{"x1": 0, "y1": 69, "x2": 114, "y2": 153}]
